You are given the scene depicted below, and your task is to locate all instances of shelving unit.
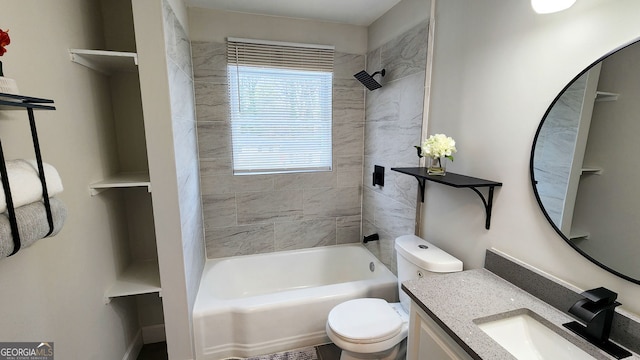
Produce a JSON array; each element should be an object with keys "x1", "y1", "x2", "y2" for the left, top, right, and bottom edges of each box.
[
  {"x1": 104, "y1": 260, "x2": 161, "y2": 304},
  {"x1": 595, "y1": 91, "x2": 619, "y2": 102},
  {"x1": 89, "y1": 172, "x2": 151, "y2": 196},
  {"x1": 71, "y1": 48, "x2": 159, "y2": 306},
  {"x1": 391, "y1": 167, "x2": 502, "y2": 229},
  {"x1": 69, "y1": 49, "x2": 138, "y2": 75}
]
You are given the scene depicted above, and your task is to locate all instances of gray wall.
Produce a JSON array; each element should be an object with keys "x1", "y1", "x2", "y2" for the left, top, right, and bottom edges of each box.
[
  {"x1": 363, "y1": 21, "x2": 428, "y2": 273},
  {"x1": 193, "y1": 42, "x2": 365, "y2": 258}
]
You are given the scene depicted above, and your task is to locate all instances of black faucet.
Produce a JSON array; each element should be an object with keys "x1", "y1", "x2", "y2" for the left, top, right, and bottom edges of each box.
[{"x1": 563, "y1": 287, "x2": 631, "y2": 359}]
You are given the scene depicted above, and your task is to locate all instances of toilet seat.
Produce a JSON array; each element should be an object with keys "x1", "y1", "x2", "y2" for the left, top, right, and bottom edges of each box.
[{"x1": 327, "y1": 298, "x2": 403, "y2": 344}]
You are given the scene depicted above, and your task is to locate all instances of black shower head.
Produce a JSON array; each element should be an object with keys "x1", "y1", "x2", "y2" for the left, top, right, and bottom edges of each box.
[{"x1": 354, "y1": 69, "x2": 386, "y2": 90}]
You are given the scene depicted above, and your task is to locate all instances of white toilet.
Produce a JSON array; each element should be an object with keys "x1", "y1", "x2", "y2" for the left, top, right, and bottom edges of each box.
[{"x1": 326, "y1": 235, "x2": 463, "y2": 360}]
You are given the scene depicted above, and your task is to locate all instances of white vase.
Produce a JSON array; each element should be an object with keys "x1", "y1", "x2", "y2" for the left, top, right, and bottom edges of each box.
[{"x1": 0, "y1": 76, "x2": 19, "y2": 95}]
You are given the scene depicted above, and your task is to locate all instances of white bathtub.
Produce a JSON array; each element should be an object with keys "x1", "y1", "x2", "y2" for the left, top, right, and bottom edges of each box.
[{"x1": 193, "y1": 244, "x2": 398, "y2": 359}]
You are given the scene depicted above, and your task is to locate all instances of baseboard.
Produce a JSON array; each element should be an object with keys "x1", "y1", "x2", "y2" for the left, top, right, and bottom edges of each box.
[
  {"x1": 142, "y1": 324, "x2": 166, "y2": 344},
  {"x1": 122, "y1": 330, "x2": 143, "y2": 360}
]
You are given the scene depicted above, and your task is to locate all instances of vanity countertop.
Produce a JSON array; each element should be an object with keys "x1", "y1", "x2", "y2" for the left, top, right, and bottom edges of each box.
[{"x1": 402, "y1": 269, "x2": 639, "y2": 360}]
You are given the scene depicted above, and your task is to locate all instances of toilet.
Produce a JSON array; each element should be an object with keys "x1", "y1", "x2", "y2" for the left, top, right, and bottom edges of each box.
[{"x1": 326, "y1": 235, "x2": 463, "y2": 360}]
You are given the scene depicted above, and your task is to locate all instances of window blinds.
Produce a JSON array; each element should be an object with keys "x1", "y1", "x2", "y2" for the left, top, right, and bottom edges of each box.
[{"x1": 227, "y1": 38, "x2": 335, "y2": 175}]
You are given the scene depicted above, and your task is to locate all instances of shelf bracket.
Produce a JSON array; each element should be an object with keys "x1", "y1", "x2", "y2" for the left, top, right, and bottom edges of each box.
[{"x1": 467, "y1": 186, "x2": 496, "y2": 230}]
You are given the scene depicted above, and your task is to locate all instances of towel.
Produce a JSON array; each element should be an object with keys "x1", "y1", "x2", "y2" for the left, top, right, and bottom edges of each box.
[
  {"x1": 0, "y1": 159, "x2": 64, "y2": 213},
  {"x1": 0, "y1": 197, "x2": 67, "y2": 258}
]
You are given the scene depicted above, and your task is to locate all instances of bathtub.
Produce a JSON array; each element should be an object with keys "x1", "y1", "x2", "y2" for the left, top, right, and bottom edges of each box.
[{"x1": 193, "y1": 244, "x2": 398, "y2": 359}]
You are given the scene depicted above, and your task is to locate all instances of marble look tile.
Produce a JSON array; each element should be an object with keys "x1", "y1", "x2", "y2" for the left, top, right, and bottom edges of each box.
[
  {"x1": 333, "y1": 120, "x2": 364, "y2": 157},
  {"x1": 199, "y1": 158, "x2": 232, "y2": 177},
  {"x1": 362, "y1": 219, "x2": 397, "y2": 273},
  {"x1": 381, "y1": 21, "x2": 428, "y2": 82},
  {"x1": 366, "y1": 47, "x2": 382, "y2": 77},
  {"x1": 201, "y1": 174, "x2": 274, "y2": 196},
  {"x1": 362, "y1": 188, "x2": 376, "y2": 224},
  {"x1": 173, "y1": 15, "x2": 193, "y2": 79},
  {"x1": 333, "y1": 79, "x2": 365, "y2": 111},
  {"x1": 334, "y1": 52, "x2": 365, "y2": 80},
  {"x1": 194, "y1": 81, "x2": 230, "y2": 122},
  {"x1": 167, "y1": 60, "x2": 196, "y2": 124},
  {"x1": 236, "y1": 190, "x2": 303, "y2": 224},
  {"x1": 337, "y1": 154, "x2": 363, "y2": 188},
  {"x1": 192, "y1": 41, "x2": 228, "y2": 83},
  {"x1": 373, "y1": 195, "x2": 416, "y2": 238},
  {"x1": 202, "y1": 193, "x2": 236, "y2": 228},
  {"x1": 197, "y1": 121, "x2": 231, "y2": 160},
  {"x1": 205, "y1": 223, "x2": 274, "y2": 258},
  {"x1": 337, "y1": 215, "x2": 361, "y2": 244},
  {"x1": 274, "y1": 218, "x2": 336, "y2": 251},
  {"x1": 273, "y1": 171, "x2": 336, "y2": 190},
  {"x1": 303, "y1": 187, "x2": 361, "y2": 218}
]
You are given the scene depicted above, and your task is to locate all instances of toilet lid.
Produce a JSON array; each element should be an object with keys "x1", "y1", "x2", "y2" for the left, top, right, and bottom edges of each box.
[{"x1": 328, "y1": 298, "x2": 402, "y2": 343}]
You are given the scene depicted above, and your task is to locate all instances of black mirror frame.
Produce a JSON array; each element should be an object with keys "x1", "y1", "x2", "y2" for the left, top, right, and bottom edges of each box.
[{"x1": 529, "y1": 38, "x2": 640, "y2": 286}]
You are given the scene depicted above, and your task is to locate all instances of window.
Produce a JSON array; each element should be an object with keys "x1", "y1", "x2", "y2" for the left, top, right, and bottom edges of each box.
[{"x1": 227, "y1": 38, "x2": 334, "y2": 175}]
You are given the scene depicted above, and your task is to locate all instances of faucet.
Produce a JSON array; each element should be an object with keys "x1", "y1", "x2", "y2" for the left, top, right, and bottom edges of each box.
[{"x1": 563, "y1": 287, "x2": 631, "y2": 359}]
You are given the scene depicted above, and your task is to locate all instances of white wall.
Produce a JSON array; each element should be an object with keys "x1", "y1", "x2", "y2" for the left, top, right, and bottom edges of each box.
[
  {"x1": 188, "y1": 8, "x2": 368, "y2": 54},
  {"x1": 367, "y1": 0, "x2": 431, "y2": 52},
  {"x1": 0, "y1": 1, "x2": 140, "y2": 359},
  {"x1": 423, "y1": 0, "x2": 640, "y2": 316}
]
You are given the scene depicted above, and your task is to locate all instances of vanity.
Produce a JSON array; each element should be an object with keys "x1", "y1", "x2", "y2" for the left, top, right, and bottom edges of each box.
[{"x1": 402, "y1": 265, "x2": 639, "y2": 360}]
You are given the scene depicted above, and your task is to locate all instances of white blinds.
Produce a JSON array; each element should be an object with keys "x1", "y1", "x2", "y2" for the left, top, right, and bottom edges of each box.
[{"x1": 227, "y1": 38, "x2": 335, "y2": 175}]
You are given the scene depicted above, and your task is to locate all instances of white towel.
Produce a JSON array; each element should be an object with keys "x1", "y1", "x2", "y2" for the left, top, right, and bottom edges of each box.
[{"x1": 0, "y1": 160, "x2": 64, "y2": 213}]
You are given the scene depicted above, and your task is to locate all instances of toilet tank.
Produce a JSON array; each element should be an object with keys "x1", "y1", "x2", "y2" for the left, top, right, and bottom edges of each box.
[{"x1": 395, "y1": 235, "x2": 463, "y2": 311}]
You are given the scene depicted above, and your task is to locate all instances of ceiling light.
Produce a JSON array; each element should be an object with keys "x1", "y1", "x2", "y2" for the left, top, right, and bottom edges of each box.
[{"x1": 531, "y1": 0, "x2": 576, "y2": 14}]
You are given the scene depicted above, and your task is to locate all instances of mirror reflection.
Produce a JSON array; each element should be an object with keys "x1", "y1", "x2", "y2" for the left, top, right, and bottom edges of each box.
[{"x1": 531, "y1": 39, "x2": 640, "y2": 284}]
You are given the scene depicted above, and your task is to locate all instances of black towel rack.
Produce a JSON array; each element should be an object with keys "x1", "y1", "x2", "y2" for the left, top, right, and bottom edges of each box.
[{"x1": 0, "y1": 92, "x2": 56, "y2": 256}]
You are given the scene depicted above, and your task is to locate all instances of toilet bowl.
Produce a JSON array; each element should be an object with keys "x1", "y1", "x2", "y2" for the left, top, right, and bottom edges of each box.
[
  {"x1": 326, "y1": 235, "x2": 463, "y2": 360},
  {"x1": 326, "y1": 299, "x2": 409, "y2": 360}
]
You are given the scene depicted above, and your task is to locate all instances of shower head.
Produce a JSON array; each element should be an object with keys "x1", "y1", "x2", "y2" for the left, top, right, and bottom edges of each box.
[{"x1": 354, "y1": 69, "x2": 386, "y2": 91}]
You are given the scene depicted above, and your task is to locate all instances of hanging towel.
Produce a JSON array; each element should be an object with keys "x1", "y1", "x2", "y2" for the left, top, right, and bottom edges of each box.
[
  {"x1": 0, "y1": 197, "x2": 67, "y2": 258},
  {"x1": 0, "y1": 159, "x2": 64, "y2": 213}
]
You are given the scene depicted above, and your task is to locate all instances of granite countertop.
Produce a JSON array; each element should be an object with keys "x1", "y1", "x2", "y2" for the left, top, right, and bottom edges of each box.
[{"x1": 402, "y1": 269, "x2": 639, "y2": 360}]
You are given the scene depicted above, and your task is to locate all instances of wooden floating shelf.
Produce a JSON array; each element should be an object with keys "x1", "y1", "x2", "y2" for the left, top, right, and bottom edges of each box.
[
  {"x1": 391, "y1": 167, "x2": 502, "y2": 229},
  {"x1": 69, "y1": 49, "x2": 138, "y2": 75},
  {"x1": 89, "y1": 172, "x2": 151, "y2": 196},
  {"x1": 104, "y1": 260, "x2": 161, "y2": 304}
]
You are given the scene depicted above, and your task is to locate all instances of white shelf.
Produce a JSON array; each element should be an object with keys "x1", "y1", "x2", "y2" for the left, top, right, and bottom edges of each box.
[
  {"x1": 569, "y1": 230, "x2": 590, "y2": 241},
  {"x1": 595, "y1": 91, "x2": 619, "y2": 102},
  {"x1": 69, "y1": 49, "x2": 138, "y2": 75},
  {"x1": 581, "y1": 167, "x2": 602, "y2": 175},
  {"x1": 89, "y1": 172, "x2": 151, "y2": 196},
  {"x1": 104, "y1": 260, "x2": 161, "y2": 304}
]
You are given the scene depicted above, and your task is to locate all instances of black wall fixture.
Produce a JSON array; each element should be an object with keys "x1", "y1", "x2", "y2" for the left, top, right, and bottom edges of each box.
[
  {"x1": 354, "y1": 69, "x2": 385, "y2": 90},
  {"x1": 373, "y1": 165, "x2": 385, "y2": 187}
]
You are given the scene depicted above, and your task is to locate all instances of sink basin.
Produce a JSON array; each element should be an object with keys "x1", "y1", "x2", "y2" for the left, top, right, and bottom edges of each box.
[{"x1": 476, "y1": 310, "x2": 595, "y2": 360}]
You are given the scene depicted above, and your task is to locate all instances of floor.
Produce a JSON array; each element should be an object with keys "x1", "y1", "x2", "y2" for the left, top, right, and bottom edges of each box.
[{"x1": 136, "y1": 342, "x2": 341, "y2": 360}]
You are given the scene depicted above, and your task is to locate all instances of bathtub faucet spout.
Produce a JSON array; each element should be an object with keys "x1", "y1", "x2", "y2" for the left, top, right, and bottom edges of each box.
[{"x1": 363, "y1": 233, "x2": 380, "y2": 243}]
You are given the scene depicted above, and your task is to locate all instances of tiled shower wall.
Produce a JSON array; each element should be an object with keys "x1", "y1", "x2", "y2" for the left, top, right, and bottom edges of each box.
[
  {"x1": 362, "y1": 21, "x2": 428, "y2": 273},
  {"x1": 161, "y1": 0, "x2": 206, "y2": 320},
  {"x1": 192, "y1": 42, "x2": 366, "y2": 258}
]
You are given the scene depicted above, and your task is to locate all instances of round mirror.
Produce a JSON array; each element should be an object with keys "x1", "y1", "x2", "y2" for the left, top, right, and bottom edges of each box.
[{"x1": 530, "y1": 38, "x2": 640, "y2": 285}]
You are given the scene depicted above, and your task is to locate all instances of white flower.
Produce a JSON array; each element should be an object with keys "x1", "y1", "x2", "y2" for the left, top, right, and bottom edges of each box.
[{"x1": 421, "y1": 133, "x2": 457, "y2": 160}]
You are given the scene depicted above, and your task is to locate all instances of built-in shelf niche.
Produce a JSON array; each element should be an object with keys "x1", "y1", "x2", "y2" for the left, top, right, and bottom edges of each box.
[
  {"x1": 89, "y1": 172, "x2": 151, "y2": 196},
  {"x1": 69, "y1": 49, "x2": 138, "y2": 75},
  {"x1": 71, "y1": 47, "x2": 158, "y2": 306},
  {"x1": 595, "y1": 91, "x2": 619, "y2": 102},
  {"x1": 104, "y1": 260, "x2": 161, "y2": 304}
]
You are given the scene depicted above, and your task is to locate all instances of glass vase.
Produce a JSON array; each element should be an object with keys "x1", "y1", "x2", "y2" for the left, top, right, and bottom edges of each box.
[{"x1": 427, "y1": 157, "x2": 446, "y2": 176}]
